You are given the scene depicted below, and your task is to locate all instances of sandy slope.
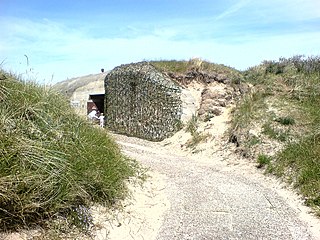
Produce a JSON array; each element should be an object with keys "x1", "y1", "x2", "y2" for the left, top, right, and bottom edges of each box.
[{"x1": 91, "y1": 170, "x2": 170, "y2": 240}]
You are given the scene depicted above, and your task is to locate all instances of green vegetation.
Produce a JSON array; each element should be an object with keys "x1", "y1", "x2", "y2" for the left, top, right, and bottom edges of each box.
[
  {"x1": 274, "y1": 136, "x2": 320, "y2": 214},
  {"x1": 151, "y1": 59, "x2": 191, "y2": 73},
  {"x1": 274, "y1": 116, "x2": 295, "y2": 125},
  {"x1": 246, "y1": 135, "x2": 261, "y2": 147},
  {"x1": 230, "y1": 55, "x2": 320, "y2": 215},
  {"x1": 186, "y1": 114, "x2": 198, "y2": 135},
  {"x1": 230, "y1": 90, "x2": 269, "y2": 130},
  {"x1": 261, "y1": 122, "x2": 290, "y2": 142},
  {"x1": 151, "y1": 58, "x2": 243, "y2": 84},
  {"x1": 53, "y1": 74, "x2": 104, "y2": 98},
  {"x1": 256, "y1": 154, "x2": 272, "y2": 169},
  {"x1": 185, "y1": 115, "x2": 211, "y2": 149},
  {"x1": 0, "y1": 70, "x2": 142, "y2": 232}
]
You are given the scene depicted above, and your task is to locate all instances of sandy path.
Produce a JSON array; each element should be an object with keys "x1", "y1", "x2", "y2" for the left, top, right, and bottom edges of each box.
[
  {"x1": 106, "y1": 133, "x2": 320, "y2": 240},
  {"x1": 5, "y1": 133, "x2": 319, "y2": 239},
  {"x1": 91, "y1": 170, "x2": 169, "y2": 240}
]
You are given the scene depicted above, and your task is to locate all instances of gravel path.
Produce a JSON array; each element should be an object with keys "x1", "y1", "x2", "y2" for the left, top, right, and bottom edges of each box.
[{"x1": 114, "y1": 134, "x2": 320, "y2": 240}]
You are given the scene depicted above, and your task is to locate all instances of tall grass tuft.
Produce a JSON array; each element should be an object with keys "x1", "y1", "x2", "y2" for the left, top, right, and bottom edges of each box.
[
  {"x1": 0, "y1": 70, "x2": 141, "y2": 230},
  {"x1": 274, "y1": 135, "x2": 320, "y2": 214}
]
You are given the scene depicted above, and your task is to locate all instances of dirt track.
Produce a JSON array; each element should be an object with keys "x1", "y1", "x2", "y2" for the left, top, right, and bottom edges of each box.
[{"x1": 106, "y1": 133, "x2": 320, "y2": 240}]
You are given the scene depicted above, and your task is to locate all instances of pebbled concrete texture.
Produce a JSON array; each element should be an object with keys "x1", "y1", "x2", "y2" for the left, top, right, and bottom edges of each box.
[{"x1": 114, "y1": 134, "x2": 320, "y2": 240}]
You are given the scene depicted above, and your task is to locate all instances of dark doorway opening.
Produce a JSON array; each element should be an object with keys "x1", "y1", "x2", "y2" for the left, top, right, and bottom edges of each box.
[{"x1": 87, "y1": 94, "x2": 105, "y2": 114}]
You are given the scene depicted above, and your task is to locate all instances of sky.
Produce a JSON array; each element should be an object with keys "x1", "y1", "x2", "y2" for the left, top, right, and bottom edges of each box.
[{"x1": 0, "y1": 0, "x2": 320, "y2": 84}]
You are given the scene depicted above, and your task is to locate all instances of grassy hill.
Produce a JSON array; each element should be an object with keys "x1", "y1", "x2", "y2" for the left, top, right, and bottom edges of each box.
[
  {"x1": 0, "y1": 70, "x2": 142, "y2": 234},
  {"x1": 151, "y1": 58, "x2": 243, "y2": 84},
  {"x1": 229, "y1": 55, "x2": 320, "y2": 215},
  {"x1": 53, "y1": 72, "x2": 107, "y2": 98}
]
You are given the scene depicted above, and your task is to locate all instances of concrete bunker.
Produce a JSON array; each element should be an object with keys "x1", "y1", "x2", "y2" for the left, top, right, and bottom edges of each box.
[{"x1": 105, "y1": 62, "x2": 182, "y2": 141}]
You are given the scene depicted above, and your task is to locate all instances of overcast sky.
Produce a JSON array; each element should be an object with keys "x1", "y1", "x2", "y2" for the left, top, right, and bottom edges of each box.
[{"x1": 1, "y1": 0, "x2": 320, "y2": 84}]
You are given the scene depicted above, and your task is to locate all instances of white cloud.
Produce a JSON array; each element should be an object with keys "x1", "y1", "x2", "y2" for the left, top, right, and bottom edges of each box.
[
  {"x1": 215, "y1": 0, "x2": 252, "y2": 20},
  {"x1": 1, "y1": 13, "x2": 320, "y2": 84}
]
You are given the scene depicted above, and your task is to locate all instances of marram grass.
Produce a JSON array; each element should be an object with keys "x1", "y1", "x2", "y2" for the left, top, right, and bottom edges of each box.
[
  {"x1": 231, "y1": 55, "x2": 320, "y2": 215},
  {"x1": 0, "y1": 70, "x2": 141, "y2": 230}
]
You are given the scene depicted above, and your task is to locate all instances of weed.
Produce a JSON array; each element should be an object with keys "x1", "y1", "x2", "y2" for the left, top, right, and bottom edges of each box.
[
  {"x1": 247, "y1": 136, "x2": 261, "y2": 146},
  {"x1": 186, "y1": 132, "x2": 211, "y2": 149},
  {"x1": 256, "y1": 154, "x2": 272, "y2": 168},
  {"x1": 275, "y1": 116, "x2": 295, "y2": 125},
  {"x1": 230, "y1": 90, "x2": 268, "y2": 131},
  {"x1": 262, "y1": 123, "x2": 289, "y2": 142},
  {"x1": 184, "y1": 115, "x2": 211, "y2": 149},
  {"x1": 186, "y1": 115, "x2": 198, "y2": 135},
  {"x1": 174, "y1": 119, "x2": 184, "y2": 131}
]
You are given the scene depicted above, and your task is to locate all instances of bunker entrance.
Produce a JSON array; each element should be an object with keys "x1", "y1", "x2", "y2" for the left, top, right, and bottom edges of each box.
[{"x1": 87, "y1": 94, "x2": 105, "y2": 114}]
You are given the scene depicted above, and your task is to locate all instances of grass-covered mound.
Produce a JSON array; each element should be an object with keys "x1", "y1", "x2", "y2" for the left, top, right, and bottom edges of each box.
[
  {"x1": 0, "y1": 70, "x2": 140, "y2": 230},
  {"x1": 230, "y1": 55, "x2": 320, "y2": 215},
  {"x1": 151, "y1": 58, "x2": 243, "y2": 84}
]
